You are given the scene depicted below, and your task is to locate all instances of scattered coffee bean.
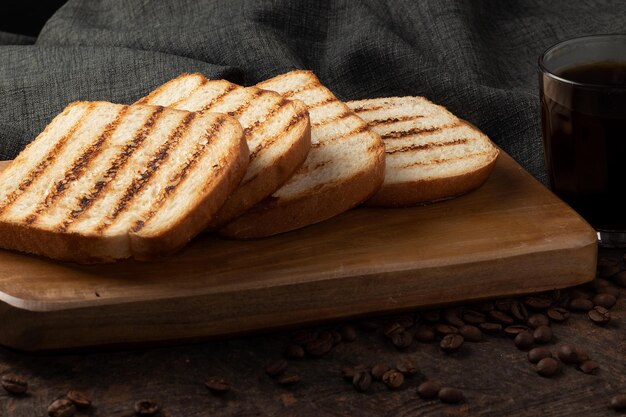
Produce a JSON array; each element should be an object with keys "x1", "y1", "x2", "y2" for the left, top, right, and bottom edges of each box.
[
  {"x1": 395, "y1": 315, "x2": 416, "y2": 329},
  {"x1": 594, "y1": 278, "x2": 613, "y2": 290},
  {"x1": 514, "y1": 331, "x2": 534, "y2": 350},
  {"x1": 305, "y1": 337, "x2": 333, "y2": 357},
  {"x1": 277, "y1": 374, "x2": 301, "y2": 386},
  {"x1": 340, "y1": 325, "x2": 357, "y2": 342},
  {"x1": 417, "y1": 380, "x2": 441, "y2": 399},
  {"x1": 396, "y1": 358, "x2": 418, "y2": 376},
  {"x1": 489, "y1": 310, "x2": 515, "y2": 325},
  {"x1": 440, "y1": 334, "x2": 464, "y2": 353},
  {"x1": 599, "y1": 263, "x2": 620, "y2": 278},
  {"x1": 292, "y1": 330, "x2": 316, "y2": 346},
  {"x1": 588, "y1": 306, "x2": 611, "y2": 325},
  {"x1": 533, "y1": 325, "x2": 553, "y2": 344},
  {"x1": 462, "y1": 310, "x2": 486, "y2": 325},
  {"x1": 205, "y1": 377, "x2": 230, "y2": 394},
  {"x1": 391, "y1": 331, "x2": 413, "y2": 349},
  {"x1": 479, "y1": 322, "x2": 502, "y2": 334},
  {"x1": 574, "y1": 347, "x2": 590, "y2": 363},
  {"x1": 504, "y1": 325, "x2": 530, "y2": 338},
  {"x1": 610, "y1": 394, "x2": 626, "y2": 411},
  {"x1": 511, "y1": 301, "x2": 529, "y2": 322},
  {"x1": 527, "y1": 313, "x2": 550, "y2": 329},
  {"x1": 48, "y1": 398, "x2": 77, "y2": 417},
  {"x1": 330, "y1": 330, "x2": 343, "y2": 345},
  {"x1": 557, "y1": 344, "x2": 586, "y2": 364},
  {"x1": 473, "y1": 301, "x2": 495, "y2": 312},
  {"x1": 593, "y1": 293, "x2": 617, "y2": 309},
  {"x1": 597, "y1": 285, "x2": 620, "y2": 298},
  {"x1": 134, "y1": 400, "x2": 159, "y2": 416},
  {"x1": 459, "y1": 325, "x2": 483, "y2": 342},
  {"x1": 371, "y1": 363, "x2": 390, "y2": 380},
  {"x1": 414, "y1": 325, "x2": 436, "y2": 342},
  {"x1": 536, "y1": 357, "x2": 559, "y2": 377},
  {"x1": 528, "y1": 347, "x2": 553, "y2": 364},
  {"x1": 547, "y1": 307, "x2": 570, "y2": 323},
  {"x1": 66, "y1": 390, "x2": 91, "y2": 409},
  {"x1": 438, "y1": 387, "x2": 465, "y2": 403},
  {"x1": 611, "y1": 271, "x2": 626, "y2": 288},
  {"x1": 495, "y1": 299, "x2": 514, "y2": 311},
  {"x1": 382, "y1": 369, "x2": 404, "y2": 390},
  {"x1": 420, "y1": 310, "x2": 441, "y2": 323},
  {"x1": 286, "y1": 344, "x2": 305, "y2": 359},
  {"x1": 524, "y1": 296, "x2": 552, "y2": 310},
  {"x1": 570, "y1": 297, "x2": 594, "y2": 311},
  {"x1": 442, "y1": 309, "x2": 465, "y2": 327},
  {"x1": 353, "y1": 371, "x2": 372, "y2": 392},
  {"x1": 435, "y1": 324, "x2": 459, "y2": 337},
  {"x1": 266, "y1": 359, "x2": 288, "y2": 377},
  {"x1": 318, "y1": 330, "x2": 333, "y2": 342},
  {"x1": 383, "y1": 321, "x2": 405, "y2": 338},
  {"x1": 1, "y1": 373, "x2": 28, "y2": 395},
  {"x1": 577, "y1": 360, "x2": 599, "y2": 374},
  {"x1": 341, "y1": 367, "x2": 356, "y2": 380}
]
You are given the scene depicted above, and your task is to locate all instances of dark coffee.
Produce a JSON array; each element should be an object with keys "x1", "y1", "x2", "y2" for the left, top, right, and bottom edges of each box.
[{"x1": 541, "y1": 61, "x2": 626, "y2": 231}]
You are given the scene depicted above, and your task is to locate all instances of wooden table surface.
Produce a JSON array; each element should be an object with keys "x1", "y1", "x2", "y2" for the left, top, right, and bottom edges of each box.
[{"x1": 1, "y1": 249, "x2": 624, "y2": 417}]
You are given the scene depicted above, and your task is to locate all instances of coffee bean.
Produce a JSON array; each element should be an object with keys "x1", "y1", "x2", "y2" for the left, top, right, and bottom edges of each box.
[
  {"x1": 330, "y1": 330, "x2": 343, "y2": 345},
  {"x1": 611, "y1": 271, "x2": 626, "y2": 288},
  {"x1": 442, "y1": 309, "x2": 465, "y2": 327},
  {"x1": 417, "y1": 380, "x2": 441, "y2": 399},
  {"x1": 396, "y1": 358, "x2": 418, "y2": 376},
  {"x1": 533, "y1": 325, "x2": 553, "y2": 344},
  {"x1": 588, "y1": 306, "x2": 611, "y2": 325},
  {"x1": 597, "y1": 285, "x2": 620, "y2": 298},
  {"x1": 547, "y1": 307, "x2": 570, "y2": 323},
  {"x1": 438, "y1": 387, "x2": 465, "y2": 403},
  {"x1": 277, "y1": 374, "x2": 301, "y2": 386},
  {"x1": 536, "y1": 357, "x2": 559, "y2": 377},
  {"x1": 382, "y1": 369, "x2": 404, "y2": 390},
  {"x1": 371, "y1": 363, "x2": 390, "y2": 380},
  {"x1": 495, "y1": 299, "x2": 514, "y2": 311},
  {"x1": 134, "y1": 400, "x2": 159, "y2": 416},
  {"x1": 557, "y1": 344, "x2": 586, "y2": 364},
  {"x1": 266, "y1": 359, "x2": 288, "y2": 377},
  {"x1": 528, "y1": 347, "x2": 553, "y2": 364},
  {"x1": 286, "y1": 344, "x2": 305, "y2": 359},
  {"x1": 205, "y1": 377, "x2": 230, "y2": 394},
  {"x1": 1, "y1": 373, "x2": 28, "y2": 395},
  {"x1": 473, "y1": 301, "x2": 495, "y2": 312},
  {"x1": 305, "y1": 337, "x2": 333, "y2": 357},
  {"x1": 577, "y1": 360, "x2": 599, "y2": 374},
  {"x1": 383, "y1": 321, "x2": 405, "y2": 338},
  {"x1": 340, "y1": 325, "x2": 357, "y2": 342},
  {"x1": 593, "y1": 293, "x2": 617, "y2": 309},
  {"x1": 440, "y1": 334, "x2": 464, "y2": 353},
  {"x1": 510, "y1": 302, "x2": 529, "y2": 322},
  {"x1": 459, "y1": 325, "x2": 483, "y2": 342},
  {"x1": 352, "y1": 371, "x2": 372, "y2": 392},
  {"x1": 524, "y1": 296, "x2": 552, "y2": 310},
  {"x1": 595, "y1": 277, "x2": 613, "y2": 289},
  {"x1": 395, "y1": 315, "x2": 416, "y2": 329},
  {"x1": 318, "y1": 330, "x2": 334, "y2": 342},
  {"x1": 435, "y1": 323, "x2": 459, "y2": 337},
  {"x1": 574, "y1": 347, "x2": 590, "y2": 363},
  {"x1": 341, "y1": 367, "x2": 356, "y2": 380},
  {"x1": 479, "y1": 322, "x2": 502, "y2": 334},
  {"x1": 514, "y1": 331, "x2": 534, "y2": 350},
  {"x1": 527, "y1": 313, "x2": 550, "y2": 329},
  {"x1": 504, "y1": 325, "x2": 530, "y2": 338},
  {"x1": 599, "y1": 263, "x2": 620, "y2": 278},
  {"x1": 610, "y1": 394, "x2": 626, "y2": 411},
  {"x1": 462, "y1": 310, "x2": 486, "y2": 325},
  {"x1": 66, "y1": 390, "x2": 91, "y2": 409},
  {"x1": 420, "y1": 310, "x2": 441, "y2": 323},
  {"x1": 292, "y1": 330, "x2": 316, "y2": 346},
  {"x1": 489, "y1": 310, "x2": 514, "y2": 325},
  {"x1": 391, "y1": 331, "x2": 413, "y2": 349},
  {"x1": 415, "y1": 325, "x2": 436, "y2": 342},
  {"x1": 48, "y1": 399, "x2": 77, "y2": 417},
  {"x1": 570, "y1": 297, "x2": 594, "y2": 311}
]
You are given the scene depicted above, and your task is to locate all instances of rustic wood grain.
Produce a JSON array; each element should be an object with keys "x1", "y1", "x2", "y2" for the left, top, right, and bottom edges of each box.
[
  {"x1": 0, "y1": 249, "x2": 623, "y2": 417},
  {"x1": 0, "y1": 152, "x2": 597, "y2": 351}
]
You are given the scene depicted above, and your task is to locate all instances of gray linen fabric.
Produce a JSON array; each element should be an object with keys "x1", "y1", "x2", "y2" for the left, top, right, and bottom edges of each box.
[{"x1": 1, "y1": 0, "x2": 626, "y2": 183}]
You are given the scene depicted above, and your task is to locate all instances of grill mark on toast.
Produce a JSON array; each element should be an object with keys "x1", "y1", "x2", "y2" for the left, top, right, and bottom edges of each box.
[
  {"x1": 311, "y1": 110, "x2": 351, "y2": 127},
  {"x1": 307, "y1": 97, "x2": 336, "y2": 110},
  {"x1": 367, "y1": 114, "x2": 425, "y2": 126},
  {"x1": 247, "y1": 110, "x2": 307, "y2": 162},
  {"x1": 131, "y1": 116, "x2": 227, "y2": 232},
  {"x1": 96, "y1": 112, "x2": 197, "y2": 234},
  {"x1": 0, "y1": 104, "x2": 95, "y2": 216},
  {"x1": 243, "y1": 98, "x2": 289, "y2": 136},
  {"x1": 350, "y1": 103, "x2": 386, "y2": 113},
  {"x1": 280, "y1": 79, "x2": 320, "y2": 98},
  {"x1": 401, "y1": 150, "x2": 493, "y2": 168},
  {"x1": 386, "y1": 138, "x2": 470, "y2": 155},
  {"x1": 228, "y1": 89, "x2": 265, "y2": 117},
  {"x1": 23, "y1": 106, "x2": 130, "y2": 225},
  {"x1": 381, "y1": 122, "x2": 461, "y2": 139},
  {"x1": 57, "y1": 107, "x2": 165, "y2": 232},
  {"x1": 169, "y1": 77, "x2": 209, "y2": 108},
  {"x1": 310, "y1": 123, "x2": 370, "y2": 148},
  {"x1": 199, "y1": 84, "x2": 237, "y2": 113}
]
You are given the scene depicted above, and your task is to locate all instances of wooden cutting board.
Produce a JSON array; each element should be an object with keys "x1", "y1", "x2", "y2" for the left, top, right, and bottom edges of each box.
[{"x1": 0, "y1": 152, "x2": 597, "y2": 351}]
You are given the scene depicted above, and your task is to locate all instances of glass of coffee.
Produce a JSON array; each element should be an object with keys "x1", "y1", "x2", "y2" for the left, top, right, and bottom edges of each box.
[{"x1": 539, "y1": 34, "x2": 626, "y2": 247}]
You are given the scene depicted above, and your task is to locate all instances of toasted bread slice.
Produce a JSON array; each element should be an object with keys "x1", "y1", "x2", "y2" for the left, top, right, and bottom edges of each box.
[
  {"x1": 220, "y1": 70, "x2": 386, "y2": 238},
  {"x1": 0, "y1": 101, "x2": 248, "y2": 263},
  {"x1": 346, "y1": 96, "x2": 499, "y2": 207},
  {"x1": 137, "y1": 73, "x2": 311, "y2": 227}
]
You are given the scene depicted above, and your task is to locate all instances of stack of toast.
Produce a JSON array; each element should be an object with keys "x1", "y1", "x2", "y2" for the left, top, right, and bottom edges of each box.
[{"x1": 0, "y1": 70, "x2": 499, "y2": 263}]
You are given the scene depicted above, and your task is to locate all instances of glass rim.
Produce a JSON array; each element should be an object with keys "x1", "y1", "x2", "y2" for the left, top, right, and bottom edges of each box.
[{"x1": 538, "y1": 33, "x2": 626, "y2": 90}]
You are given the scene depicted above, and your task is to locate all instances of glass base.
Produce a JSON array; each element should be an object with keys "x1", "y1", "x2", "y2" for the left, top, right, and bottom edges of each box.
[{"x1": 597, "y1": 230, "x2": 626, "y2": 248}]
